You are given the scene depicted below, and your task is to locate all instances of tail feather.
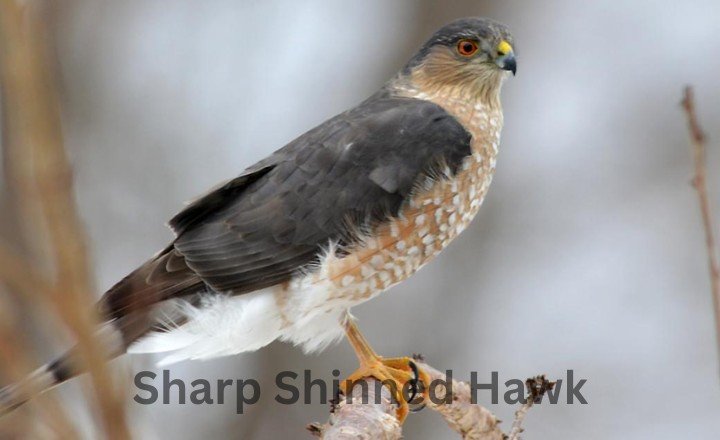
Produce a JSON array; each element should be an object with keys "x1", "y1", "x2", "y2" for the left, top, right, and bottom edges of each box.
[
  {"x1": 0, "y1": 246, "x2": 204, "y2": 417},
  {"x1": 0, "y1": 362, "x2": 63, "y2": 416},
  {"x1": 0, "y1": 322, "x2": 125, "y2": 417}
]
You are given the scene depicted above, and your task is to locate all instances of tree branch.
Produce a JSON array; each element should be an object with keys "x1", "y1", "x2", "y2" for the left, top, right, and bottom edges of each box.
[
  {"x1": 507, "y1": 376, "x2": 555, "y2": 440},
  {"x1": 418, "y1": 362, "x2": 505, "y2": 440},
  {"x1": 681, "y1": 86, "x2": 720, "y2": 369},
  {"x1": 308, "y1": 378, "x2": 402, "y2": 439},
  {"x1": 309, "y1": 360, "x2": 553, "y2": 439}
]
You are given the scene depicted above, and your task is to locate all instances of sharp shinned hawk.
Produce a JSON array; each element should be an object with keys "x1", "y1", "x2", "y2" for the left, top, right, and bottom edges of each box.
[{"x1": 1, "y1": 17, "x2": 516, "y2": 420}]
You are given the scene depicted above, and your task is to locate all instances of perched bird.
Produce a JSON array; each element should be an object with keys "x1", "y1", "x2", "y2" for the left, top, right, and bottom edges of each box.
[{"x1": 1, "y1": 17, "x2": 516, "y2": 420}]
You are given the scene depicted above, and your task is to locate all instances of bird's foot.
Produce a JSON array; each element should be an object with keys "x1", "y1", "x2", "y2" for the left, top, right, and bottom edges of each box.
[
  {"x1": 340, "y1": 318, "x2": 430, "y2": 423},
  {"x1": 339, "y1": 355, "x2": 430, "y2": 422}
]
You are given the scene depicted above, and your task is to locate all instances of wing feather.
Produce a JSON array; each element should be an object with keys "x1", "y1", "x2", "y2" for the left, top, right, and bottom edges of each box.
[
  {"x1": 172, "y1": 95, "x2": 472, "y2": 293},
  {"x1": 100, "y1": 94, "x2": 472, "y2": 323}
]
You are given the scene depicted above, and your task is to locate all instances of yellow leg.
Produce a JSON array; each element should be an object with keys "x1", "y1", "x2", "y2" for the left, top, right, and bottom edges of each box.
[{"x1": 339, "y1": 318, "x2": 431, "y2": 422}]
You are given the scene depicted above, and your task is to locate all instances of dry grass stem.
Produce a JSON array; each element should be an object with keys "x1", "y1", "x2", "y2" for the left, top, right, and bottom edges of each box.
[{"x1": 0, "y1": 1, "x2": 129, "y2": 437}]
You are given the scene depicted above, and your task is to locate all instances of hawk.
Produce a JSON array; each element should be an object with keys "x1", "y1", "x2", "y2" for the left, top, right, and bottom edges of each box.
[{"x1": 1, "y1": 17, "x2": 516, "y2": 420}]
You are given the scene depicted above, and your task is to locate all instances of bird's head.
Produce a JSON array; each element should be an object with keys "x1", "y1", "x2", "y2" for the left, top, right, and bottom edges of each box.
[{"x1": 395, "y1": 17, "x2": 516, "y2": 104}]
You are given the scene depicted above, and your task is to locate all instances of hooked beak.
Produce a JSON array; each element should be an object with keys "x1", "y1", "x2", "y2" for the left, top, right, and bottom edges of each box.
[{"x1": 495, "y1": 40, "x2": 517, "y2": 76}]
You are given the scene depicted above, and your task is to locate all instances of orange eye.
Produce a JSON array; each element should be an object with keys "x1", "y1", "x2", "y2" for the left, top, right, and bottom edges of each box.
[{"x1": 457, "y1": 39, "x2": 478, "y2": 56}]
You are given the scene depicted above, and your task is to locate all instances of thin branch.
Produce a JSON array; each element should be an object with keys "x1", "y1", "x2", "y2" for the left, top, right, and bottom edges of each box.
[
  {"x1": 0, "y1": 2, "x2": 129, "y2": 437},
  {"x1": 309, "y1": 361, "x2": 552, "y2": 439},
  {"x1": 308, "y1": 378, "x2": 402, "y2": 439},
  {"x1": 507, "y1": 376, "x2": 555, "y2": 440},
  {"x1": 418, "y1": 362, "x2": 504, "y2": 440},
  {"x1": 681, "y1": 86, "x2": 720, "y2": 368}
]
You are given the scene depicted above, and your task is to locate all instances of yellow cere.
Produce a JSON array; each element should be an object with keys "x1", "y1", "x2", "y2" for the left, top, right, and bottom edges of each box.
[{"x1": 497, "y1": 40, "x2": 513, "y2": 56}]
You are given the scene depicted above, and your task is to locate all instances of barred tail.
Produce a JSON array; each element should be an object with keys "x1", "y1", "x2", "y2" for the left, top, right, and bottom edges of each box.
[
  {"x1": 0, "y1": 322, "x2": 128, "y2": 417},
  {"x1": 0, "y1": 258, "x2": 200, "y2": 417},
  {"x1": 0, "y1": 352, "x2": 76, "y2": 416}
]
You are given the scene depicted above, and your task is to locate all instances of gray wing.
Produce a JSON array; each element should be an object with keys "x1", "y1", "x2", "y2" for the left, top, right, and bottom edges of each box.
[
  {"x1": 100, "y1": 95, "x2": 471, "y2": 323},
  {"x1": 170, "y1": 95, "x2": 472, "y2": 293}
]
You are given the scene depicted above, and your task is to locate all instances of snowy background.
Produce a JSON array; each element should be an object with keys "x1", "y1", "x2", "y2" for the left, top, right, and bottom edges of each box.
[{"x1": 4, "y1": 0, "x2": 720, "y2": 438}]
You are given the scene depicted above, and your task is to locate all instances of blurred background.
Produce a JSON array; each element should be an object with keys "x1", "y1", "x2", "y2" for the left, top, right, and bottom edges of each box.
[{"x1": 2, "y1": 0, "x2": 720, "y2": 438}]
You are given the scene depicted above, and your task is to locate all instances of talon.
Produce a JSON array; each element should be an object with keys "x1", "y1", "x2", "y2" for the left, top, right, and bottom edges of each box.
[
  {"x1": 408, "y1": 360, "x2": 420, "y2": 402},
  {"x1": 409, "y1": 360, "x2": 419, "y2": 382},
  {"x1": 340, "y1": 319, "x2": 430, "y2": 423}
]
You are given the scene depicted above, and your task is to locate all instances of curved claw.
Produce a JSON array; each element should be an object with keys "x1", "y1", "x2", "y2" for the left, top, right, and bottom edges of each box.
[
  {"x1": 409, "y1": 401, "x2": 427, "y2": 413},
  {"x1": 407, "y1": 360, "x2": 420, "y2": 402}
]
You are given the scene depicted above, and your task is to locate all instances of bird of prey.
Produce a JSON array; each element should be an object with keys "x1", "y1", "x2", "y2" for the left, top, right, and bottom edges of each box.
[{"x1": 1, "y1": 17, "x2": 516, "y2": 420}]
